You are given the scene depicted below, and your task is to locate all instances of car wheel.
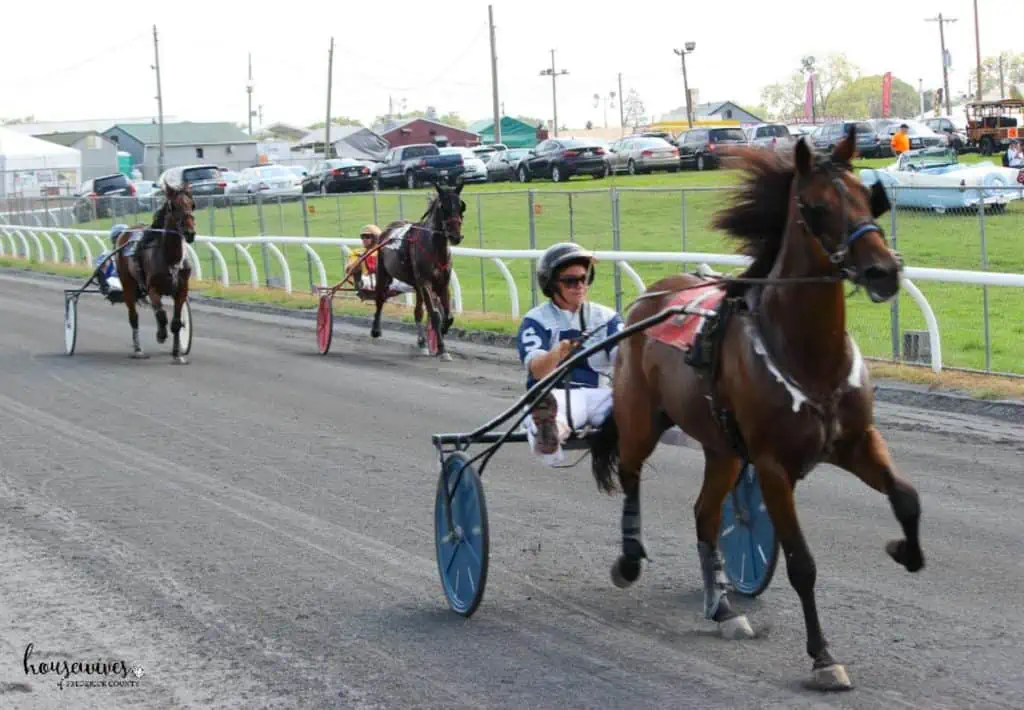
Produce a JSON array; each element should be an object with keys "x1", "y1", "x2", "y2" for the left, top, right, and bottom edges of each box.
[
  {"x1": 518, "y1": 166, "x2": 530, "y2": 183},
  {"x1": 696, "y1": 155, "x2": 706, "y2": 171},
  {"x1": 406, "y1": 172, "x2": 417, "y2": 189},
  {"x1": 551, "y1": 165, "x2": 563, "y2": 182},
  {"x1": 319, "y1": 182, "x2": 327, "y2": 195},
  {"x1": 627, "y1": 160, "x2": 637, "y2": 175}
]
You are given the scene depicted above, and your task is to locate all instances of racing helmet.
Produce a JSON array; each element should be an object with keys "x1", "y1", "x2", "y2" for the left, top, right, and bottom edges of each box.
[
  {"x1": 536, "y1": 242, "x2": 595, "y2": 298},
  {"x1": 109, "y1": 223, "x2": 129, "y2": 247}
]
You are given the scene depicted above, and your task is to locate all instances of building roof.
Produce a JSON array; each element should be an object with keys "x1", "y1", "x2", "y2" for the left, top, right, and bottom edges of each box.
[
  {"x1": 2, "y1": 116, "x2": 179, "y2": 136},
  {"x1": 34, "y1": 131, "x2": 106, "y2": 147},
  {"x1": 372, "y1": 117, "x2": 480, "y2": 138},
  {"x1": 295, "y1": 124, "x2": 365, "y2": 147},
  {"x1": 109, "y1": 121, "x2": 255, "y2": 146}
]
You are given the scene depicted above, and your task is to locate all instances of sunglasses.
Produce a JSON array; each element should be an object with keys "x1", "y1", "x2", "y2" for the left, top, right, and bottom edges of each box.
[{"x1": 558, "y1": 274, "x2": 589, "y2": 287}]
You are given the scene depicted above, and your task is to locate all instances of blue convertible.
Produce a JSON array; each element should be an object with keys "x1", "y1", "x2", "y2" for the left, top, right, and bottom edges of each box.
[{"x1": 859, "y1": 147, "x2": 1023, "y2": 213}]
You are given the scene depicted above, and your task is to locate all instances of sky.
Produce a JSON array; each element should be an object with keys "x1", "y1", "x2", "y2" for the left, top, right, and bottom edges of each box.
[{"x1": 1, "y1": 0, "x2": 1020, "y2": 131}]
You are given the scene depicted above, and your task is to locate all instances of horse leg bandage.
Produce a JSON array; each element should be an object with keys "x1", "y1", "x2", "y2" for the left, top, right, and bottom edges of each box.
[{"x1": 698, "y1": 540, "x2": 732, "y2": 620}]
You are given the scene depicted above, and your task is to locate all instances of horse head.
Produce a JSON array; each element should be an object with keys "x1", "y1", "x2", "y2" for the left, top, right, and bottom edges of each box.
[
  {"x1": 162, "y1": 183, "x2": 197, "y2": 245},
  {"x1": 432, "y1": 180, "x2": 466, "y2": 245},
  {"x1": 789, "y1": 124, "x2": 901, "y2": 302}
]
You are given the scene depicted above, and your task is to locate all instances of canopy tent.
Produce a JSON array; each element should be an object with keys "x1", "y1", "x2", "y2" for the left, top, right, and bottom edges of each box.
[
  {"x1": 470, "y1": 116, "x2": 539, "y2": 148},
  {"x1": 294, "y1": 125, "x2": 390, "y2": 162},
  {"x1": 0, "y1": 126, "x2": 82, "y2": 198}
]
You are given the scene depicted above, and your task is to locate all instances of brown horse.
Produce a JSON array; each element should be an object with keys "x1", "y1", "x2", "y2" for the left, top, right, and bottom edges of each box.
[
  {"x1": 114, "y1": 183, "x2": 197, "y2": 364},
  {"x1": 587, "y1": 126, "x2": 922, "y2": 690},
  {"x1": 371, "y1": 181, "x2": 465, "y2": 361}
]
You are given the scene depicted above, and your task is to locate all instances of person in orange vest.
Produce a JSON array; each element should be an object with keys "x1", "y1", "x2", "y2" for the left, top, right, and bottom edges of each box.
[{"x1": 890, "y1": 124, "x2": 911, "y2": 155}]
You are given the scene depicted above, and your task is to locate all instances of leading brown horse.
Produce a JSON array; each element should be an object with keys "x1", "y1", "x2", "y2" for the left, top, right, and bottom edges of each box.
[
  {"x1": 587, "y1": 126, "x2": 923, "y2": 690},
  {"x1": 114, "y1": 183, "x2": 197, "y2": 364}
]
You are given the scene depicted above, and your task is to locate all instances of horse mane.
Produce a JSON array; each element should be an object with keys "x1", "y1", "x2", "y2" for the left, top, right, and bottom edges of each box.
[{"x1": 711, "y1": 147, "x2": 797, "y2": 295}]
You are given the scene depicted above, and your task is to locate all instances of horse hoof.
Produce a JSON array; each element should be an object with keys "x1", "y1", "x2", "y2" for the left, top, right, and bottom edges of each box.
[
  {"x1": 370, "y1": 328, "x2": 381, "y2": 339},
  {"x1": 718, "y1": 614, "x2": 755, "y2": 640},
  {"x1": 808, "y1": 664, "x2": 852, "y2": 692},
  {"x1": 439, "y1": 352, "x2": 453, "y2": 362},
  {"x1": 156, "y1": 332, "x2": 168, "y2": 344},
  {"x1": 132, "y1": 351, "x2": 148, "y2": 359},
  {"x1": 886, "y1": 539, "x2": 924, "y2": 572},
  {"x1": 610, "y1": 556, "x2": 642, "y2": 589},
  {"x1": 172, "y1": 356, "x2": 189, "y2": 365}
]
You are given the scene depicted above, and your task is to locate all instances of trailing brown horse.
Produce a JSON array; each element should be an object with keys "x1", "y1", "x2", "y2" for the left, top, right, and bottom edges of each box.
[
  {"x1": 371, "y1": 181, "x2": 465, "y2": 361},
  {"x1": 114, "y1": 183, "x2": 197, "y2": 364},
  {"x1": 587, "y1": 126, "x2": 923, "y2": 690}
]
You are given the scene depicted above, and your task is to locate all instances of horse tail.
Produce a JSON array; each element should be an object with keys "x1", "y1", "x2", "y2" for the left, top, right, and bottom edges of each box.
[{"x1": 589, "y1": 408, "x2": 620, "y2": 494}]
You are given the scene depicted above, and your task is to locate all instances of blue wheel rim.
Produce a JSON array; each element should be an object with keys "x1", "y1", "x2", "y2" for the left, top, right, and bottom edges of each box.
[
  {"x1": 719, "y1": 463, "x2": 778, "y2": 596},
  {"x1": 434, "y1": 453, "x2": 489, "y2": 616}
]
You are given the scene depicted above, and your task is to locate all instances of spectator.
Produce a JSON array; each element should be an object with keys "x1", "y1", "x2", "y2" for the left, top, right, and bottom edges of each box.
[
  {"x1": 1004, "y1": 140, "x2": 1023, "y2": 167},
  {"x1": 890, "y1": 124, "x2": 911, "y2": 155}
]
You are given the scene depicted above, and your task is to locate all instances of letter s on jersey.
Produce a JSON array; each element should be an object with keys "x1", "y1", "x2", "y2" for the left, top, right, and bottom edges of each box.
[{"x1": 520, "y1": 326, "x2": 543, "y2": 355}]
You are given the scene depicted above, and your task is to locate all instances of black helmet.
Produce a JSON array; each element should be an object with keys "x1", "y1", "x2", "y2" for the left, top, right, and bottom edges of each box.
[{"x1": 537, "y1": 242, "x2": 595, "y2": 298}]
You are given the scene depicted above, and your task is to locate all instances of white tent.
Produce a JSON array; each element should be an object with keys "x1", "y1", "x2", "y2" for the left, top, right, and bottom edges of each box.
[{"x1": 0, "y1": 125, "x2": 82, "y2": 198}]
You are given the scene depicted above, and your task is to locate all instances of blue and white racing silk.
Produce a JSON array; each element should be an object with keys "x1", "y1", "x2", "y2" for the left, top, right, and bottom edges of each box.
[
  {"x1": 517, "y1": 301, "x2": 624, "y2": 390},
  {"x1": 94, "y1": 252, "x2": 118, "y2": 278}
]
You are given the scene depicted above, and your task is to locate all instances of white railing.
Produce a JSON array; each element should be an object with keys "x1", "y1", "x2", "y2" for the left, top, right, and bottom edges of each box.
[{"x1": 4, "y1": 224, "x2": 1024, "y2": 375}]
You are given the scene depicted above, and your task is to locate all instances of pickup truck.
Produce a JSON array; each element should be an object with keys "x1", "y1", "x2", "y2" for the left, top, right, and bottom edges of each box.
[{"x1": 374, "y1": 143, "x2": 465, "y2": 189}]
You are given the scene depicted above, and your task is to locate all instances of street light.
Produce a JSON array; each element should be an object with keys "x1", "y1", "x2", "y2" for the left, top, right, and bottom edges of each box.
[
  {"x1": 540, "y1": 49, "x2": 569, "y2": 137},
  {"x1": 673, "y1": 43, "x2": 696, "y2": 128}
]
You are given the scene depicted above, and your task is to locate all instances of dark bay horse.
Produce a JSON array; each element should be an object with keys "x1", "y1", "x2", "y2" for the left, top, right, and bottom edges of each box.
[
  {"x1": 371, "y1": 181, "x2": 465, "y2": 361},
  {"x1": 114, "y1": 183, "x2": 196, "y2": 364},
  {"x1": 588, "y1": 126, "x2": 923, "y2": 690}
]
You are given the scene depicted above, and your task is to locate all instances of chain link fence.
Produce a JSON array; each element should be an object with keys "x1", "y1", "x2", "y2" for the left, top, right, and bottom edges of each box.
[{"x1": 2, "y1": 182, "x2": 1022, "y2": 376}]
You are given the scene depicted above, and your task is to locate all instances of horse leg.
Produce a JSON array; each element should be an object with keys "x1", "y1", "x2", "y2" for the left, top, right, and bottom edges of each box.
[
  {"x1": 439, "y1": 278, "x2": 454, "y2": 335},
  {"x1": 169, "y1": 279, "x2": 189, "y2": 365},
  {"x1": 423, "y1": 285, "x2": 451, "y2": 362},
  {"x1": 756, "y1": 456, "x2": 851, "y2": 691},
  {"x1": 694, "y1": 451, "x2": 755, "y2": 640},
  {"x1": 370, "y1": 263, "x2": 391, "y2": 340},
  {"x1": 122, "y1": 276, "x2": 146, "y2": 359},
  {"x1": 149, "y1": 287, "x2": 168, "y2": 344},
  {"x1": 414, "y1": 290, "x2": 428, "y2": 354},
  {"x1": 829, "y1": 427, "x2": 924, "y2": 572},
  {"x1": 608, "y1": 410, "x2": 662, "y2": 588}
]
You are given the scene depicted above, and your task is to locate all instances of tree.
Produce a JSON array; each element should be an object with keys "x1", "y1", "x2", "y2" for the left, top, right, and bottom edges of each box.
[
  {"x1": 623, "y1": 89, "x2": 648, "y2": 128},
  {"x1": 438, "y1": 112, "x2": 467, "y2": 129},
  {"x1": 740, "y1": 104, "x2": 774, "y2": 122},
  {"x1": 760, "y1": 52, "x2": 860, "y2": 120},
  {"x1": 978, "y1": 52, "x2": 1024, "y2": 98},
  {"x1": 306, "y1": 116, "x2": 363, "y2": 130},
  {"x1": 827, "y1": 75, "x2": 920, "y2": 119},
  {"x1": 760, "y1": 71, "x2": 807, "y2": 120}
]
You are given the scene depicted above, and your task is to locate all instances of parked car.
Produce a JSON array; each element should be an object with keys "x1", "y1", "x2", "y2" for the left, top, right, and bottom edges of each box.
[
  {"x1": 158, "y1": 164, "x2": 227, "y2": 206},
  {"x1": 73, "y1": 173, "x2": 136, "y2": 222},
  {"x1": 606, "y1": 136, "x2": 679, "y2": 174},
  {"x1": 302, "y1": 158, "x2": 374, "y2": 194},
  {"x1": 744, "y1": 123, "x2": 795, "y2": 152},
  {"x1": 484, "y1": 148, "x2": 532, "y2": 182},
  {"x1": 472, "y1": 143, "x2": 507, "y2": 162},
  {"x1": 439, "y1": 147, "x2": 488, "y2": 183},
  {"x1": 235, "y1": 164, "x2": 303, "y2": 201},
  {"x1": 677, "y1": 127, "x2": 747, "y2": 170},
  {"x1": 878, "y1": 120, "x2": 948, "y2": 152},
  {"x1": 375, "y1": 144, "x2": 465, "y2": 189},
  {"x1": 858, "y1": 146, "x2": 1022, "y2": 212},
  {"x1": 812, "y1": 121, "x2": 886, "y2": 157},
  {"x1": 133, "y1": 180, "x2": 159, "y2": 211},
  {"x1": 924, "y1": 117, "x2": 970, "y2": 153},
  {"x1": 516, "y1": 138, "x2": 607, "y2": 182}
]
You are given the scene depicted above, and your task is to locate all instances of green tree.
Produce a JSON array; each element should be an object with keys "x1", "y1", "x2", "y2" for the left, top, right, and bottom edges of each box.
[
  {"x1": 438, "y1": 112, "x2": 467, "y2": 129},
  {"x1": 306, "y1": 116, "x2": 363, "y2": 130},
  {"x1": 760, "y1": 52, "x2": 860, "y2": 120},
  {"x1": 827, "y1": 75, "x2": 920, "y2": 119},
  {"x1": 978, "y1": 52, "x2": 1024, "y2": 97}
]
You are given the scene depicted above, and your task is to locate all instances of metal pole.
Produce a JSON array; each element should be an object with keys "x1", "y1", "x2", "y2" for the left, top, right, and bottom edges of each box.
[
  {"x1": 477, "y1": 194, "x2": 486, "y2": 313},
  {"x1": 247, "y1": 53, "x2": 254, "y2": 135},
  {"x1": 568, "y1": 193, "x2": 574, "y2": 242},
  {"x1": 681, "y1": 53, "x2": 693, "y2": 128},
  {"x1": 978, "y1": 194, "x2": 991, "y2": 371},
  {"x1": 488, "y1": 5, "x2": 501, "y2": 145},
  {"x1": 926, "y1": 13, "x2": 957, "y2": 117},
  {"x1": 152, "y1": 25, "x2": 165, "y2": 177},
  {"x1": 973, "y1": 0, "x2": 983, "y2": 101},
  {"x1": 681, "y1": 190, "x2": 687, "y2": 271},
  {"x1": 325, "y1": 37, "x2": 334, "y2": 159},
  {"x1": 527, "y1": 190, "x2": 537, "y2": 307},
  {"x1": 889, "y1": 193, "x2": 899, "y2": 361},
  {"x1": 617, "y1": 73, "x2": 625, "y2": 138},
  {"x1": 551, "y1": 50, "x2": 559, "y2": 137},
  {"x1": 612, "y1": 188, "x2": 622, "y2": 313}
]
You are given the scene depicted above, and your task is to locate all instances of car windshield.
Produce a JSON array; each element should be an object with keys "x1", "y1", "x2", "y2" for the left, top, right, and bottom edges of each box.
[
  {"x1": 182, "y1": 167, "x2": 219, "y2": 182},
  {"x1": 95, "y1": 174, "x2": 130, "y2": 190},
  {"x1": 902, "y1": 148, "x2": 957, "y2": 169}
]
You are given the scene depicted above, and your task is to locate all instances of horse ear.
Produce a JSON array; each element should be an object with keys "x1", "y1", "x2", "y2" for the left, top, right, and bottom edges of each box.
[
  {"x1": 795, "y1": 137, "x2": 813, "y2": 176},
  {"x1": 832, "y1": 123, "x2": 857, "y2": 164},
  {"x1": 869, "y1": 179, "x2": 891, "y2": 218}
]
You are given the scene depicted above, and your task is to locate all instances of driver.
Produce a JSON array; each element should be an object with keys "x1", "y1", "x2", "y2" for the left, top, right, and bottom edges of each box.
[
  {"x1": 91, "y1": 223, "x2": 129, "y2": 298},
  {"x1": 516, "y1": 242, "x2": 623, "y2": 464}
]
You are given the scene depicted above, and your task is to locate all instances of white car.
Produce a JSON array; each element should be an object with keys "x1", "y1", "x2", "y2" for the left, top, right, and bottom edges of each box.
[
  {"x1": 440, "y1": 147, "x2": 488, "y2": 183},
  {"x1": 239, "y1": 165, "x2": 303, "y2": 201}
]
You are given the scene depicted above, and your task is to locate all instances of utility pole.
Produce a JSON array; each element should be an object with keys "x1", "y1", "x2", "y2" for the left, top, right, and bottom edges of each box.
[
  {"x1": 247, "y1": 52, "x2": 254, "y2": 135},
  {"x1": 973, "y1": 0, "x2": 983, "y2": 101},
  {"x1": 324, "y1": 37, "x2": 334, "y2": 159},
  {"x1": 618, "y1": 73, "x2": 625, "y2": 137},
  {"x1": 926, "y1": 13, "x2": 956, "y2": 116},
  {"x1": 152, "y1": 25, "x2": 165, "y2": 177},
  {"x1": 999, "y1": 54, "x2": 1006, "y2": 98},
  {"x1": 919, "y1": 78, "x2": 925, "y2": 119},
  {"x1": 539, "y1": 49, "x2": 568, "y2": 137},
  {"x1": 488, "y1": 5, "x2": 501, "y2": 144},
  {"x1": 673, "y1": 43, "x2": 696, "y2": 128}
]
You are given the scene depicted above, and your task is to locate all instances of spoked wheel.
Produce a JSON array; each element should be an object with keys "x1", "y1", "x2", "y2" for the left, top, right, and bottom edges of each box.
[
  {"x1": 718, "y1": 462, "x2": 778, "y2": 597},
  {"x1": 316, "y1": 294, "x2": 333, "y2": 355},
  {"x1": 434, "y1": 452, "x2": 489, "y2": 617},
  {"x1": 179, "y1": 299, "x2": 193, "y2": 356},
  {"x1": 63, "y1": 294, "x2": 78, "y2": 356}
]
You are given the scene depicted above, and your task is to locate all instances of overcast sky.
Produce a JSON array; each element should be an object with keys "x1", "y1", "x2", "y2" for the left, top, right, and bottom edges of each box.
[{"x1": 2, "y1": 0, "x2": 1020, "y2": 130}]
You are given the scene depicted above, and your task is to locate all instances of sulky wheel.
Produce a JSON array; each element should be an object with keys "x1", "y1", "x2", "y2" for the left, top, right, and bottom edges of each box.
[
  {"x1": 718, "y1": 461, "x2": 779, "y2": 597},
  {"x1": 180, "y1": 299, "x2": 193, "y2": 356},
  {"x1": 316, "y1": 294, "x2": 333, "y2": 355},
  {"x1": 63, "y1": 294, "x2": 78, "y2": 356},
  {"x1": 434, "y1": 452, "x2": 489, "y2": 617}
]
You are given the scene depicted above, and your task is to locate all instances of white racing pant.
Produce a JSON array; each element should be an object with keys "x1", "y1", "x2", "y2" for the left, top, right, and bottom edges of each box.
[
  {"x1": 524, "y1": 386, "x2": 695, "y2": 465},
  {"x1": 360, "y1": 274, "x2": 416, "y2": 294}
]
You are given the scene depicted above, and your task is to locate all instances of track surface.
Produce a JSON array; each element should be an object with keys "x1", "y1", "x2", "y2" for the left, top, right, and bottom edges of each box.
[{"x1": 1, "y1": 273, "x2": 1022, "y2": 709}]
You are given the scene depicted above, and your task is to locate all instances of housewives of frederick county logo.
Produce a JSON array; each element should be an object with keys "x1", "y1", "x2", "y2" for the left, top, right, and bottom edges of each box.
[{"x1": 23, "y1": 643, "x2": 145, "y2": 691}]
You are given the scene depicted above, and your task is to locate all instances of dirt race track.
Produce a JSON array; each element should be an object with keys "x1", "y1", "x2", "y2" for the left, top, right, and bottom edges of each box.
[{"x1": 1, "y1": 272, "x2": 1022, "y2": 709}]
